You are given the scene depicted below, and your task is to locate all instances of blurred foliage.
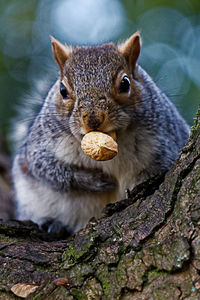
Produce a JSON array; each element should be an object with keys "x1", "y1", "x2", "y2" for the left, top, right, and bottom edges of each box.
[{"x1": 0, "y1": 0, "x2": 199, "y2": 146}]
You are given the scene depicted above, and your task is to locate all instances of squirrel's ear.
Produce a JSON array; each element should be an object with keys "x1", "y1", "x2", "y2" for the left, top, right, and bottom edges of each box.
[
  {"x1": 50, "y1": 36, "x2": 72, "y2": 71},
  {"x1": 118, "y1": 31, "x2": 141, "y2": 73}
]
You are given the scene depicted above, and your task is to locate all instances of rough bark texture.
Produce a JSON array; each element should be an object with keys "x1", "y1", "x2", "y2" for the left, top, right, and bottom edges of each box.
[{"x1": 0, "y1": 109, "x2": 199, "y2": 299}]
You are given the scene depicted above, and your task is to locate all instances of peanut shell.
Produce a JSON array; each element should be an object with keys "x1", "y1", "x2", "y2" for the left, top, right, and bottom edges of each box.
[
  {"x1": 81, "y1": 131, "x2": 118, "y2": 161},
  {"x1": 11, "y1": 283, "x2": 39, "y2": 298}
]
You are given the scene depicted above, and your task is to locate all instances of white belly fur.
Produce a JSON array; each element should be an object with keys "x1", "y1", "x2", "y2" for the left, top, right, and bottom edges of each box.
[{"x1": 14, "y1": 130, "x2": 154, "y2": 232}]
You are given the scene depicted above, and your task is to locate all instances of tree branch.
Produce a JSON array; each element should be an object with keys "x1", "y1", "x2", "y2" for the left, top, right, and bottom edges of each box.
[{"x1": 0, "y1": 109, "x2": 199, "y2": 299}]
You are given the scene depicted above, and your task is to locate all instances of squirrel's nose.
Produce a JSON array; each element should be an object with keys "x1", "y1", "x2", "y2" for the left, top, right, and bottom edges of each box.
[
  {"x1": 87, "y1": 117, "x2": 101, "y2": 130},
  {"x1": 81, "y1": 110, "x2": 105, "y2": 132}
]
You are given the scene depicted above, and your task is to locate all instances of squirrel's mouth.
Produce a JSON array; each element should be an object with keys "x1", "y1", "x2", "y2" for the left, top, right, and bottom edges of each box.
[
  {"x1": 80, "y1": 130, "x2": 117, "y2": 140},
  {"x1": 70, "y1": 116, "x2": 117, "y2": 143}
]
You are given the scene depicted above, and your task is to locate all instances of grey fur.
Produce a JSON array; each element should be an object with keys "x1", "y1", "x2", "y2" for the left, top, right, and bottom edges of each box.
[{"x1": 12, "y1": 43, "x2": 190, "y2": 234}]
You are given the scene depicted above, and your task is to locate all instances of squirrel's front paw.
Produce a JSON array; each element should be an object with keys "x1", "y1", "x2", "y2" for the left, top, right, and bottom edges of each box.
[
  {"x1": 73, "y1": 169, "x2": 117, "y2": 192},
  {"x1": 40, "y1": 219, "x2": 72, "y2": 238},
  {"x1": 92, "y1": 172, "x2": 117, "y2": 192}
]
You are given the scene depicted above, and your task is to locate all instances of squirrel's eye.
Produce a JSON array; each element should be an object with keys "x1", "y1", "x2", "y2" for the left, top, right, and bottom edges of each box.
[
  {"x1": 119, "y1": 76, "x2": 130, "y2": 94},
  {"x1": 60, "y1": 82, "x2": 68, "y2": 99}
]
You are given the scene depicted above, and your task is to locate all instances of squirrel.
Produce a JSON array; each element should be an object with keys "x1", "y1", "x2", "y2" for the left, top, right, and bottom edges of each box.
[{"x1": 12, "y1": 32, "x2": 190, "y2": 236}]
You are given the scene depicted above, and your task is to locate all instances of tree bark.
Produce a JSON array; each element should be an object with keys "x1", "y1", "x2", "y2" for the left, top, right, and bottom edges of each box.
[{"x1": 0, "y1": 109, "x2": 199, "y2": 299}]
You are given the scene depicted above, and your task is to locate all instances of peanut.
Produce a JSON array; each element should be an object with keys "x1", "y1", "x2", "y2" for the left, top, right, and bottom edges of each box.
[{"x1": 81, "y1": 131, "x2": 118, "y2": 161}]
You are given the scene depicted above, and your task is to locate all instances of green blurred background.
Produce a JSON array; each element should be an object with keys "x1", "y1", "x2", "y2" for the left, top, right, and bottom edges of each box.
[{"x1": 0, "y1": 0, "x2": 199, "y2": 150}]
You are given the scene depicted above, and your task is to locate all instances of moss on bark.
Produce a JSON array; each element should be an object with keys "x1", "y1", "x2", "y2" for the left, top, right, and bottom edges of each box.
[{"x1": 0, "y1": 109, "x2": 199, "y2": 299}]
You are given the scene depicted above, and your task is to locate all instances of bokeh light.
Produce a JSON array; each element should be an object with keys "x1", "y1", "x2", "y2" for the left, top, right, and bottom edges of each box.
[{"x1": 0, "y1": 0, "x2": 199, "y2": 147}]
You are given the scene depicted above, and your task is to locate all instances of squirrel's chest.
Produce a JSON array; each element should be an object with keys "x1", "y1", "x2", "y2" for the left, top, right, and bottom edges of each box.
[{"x1": 54, "y1": 133, "x2": 150, "y2": 198}]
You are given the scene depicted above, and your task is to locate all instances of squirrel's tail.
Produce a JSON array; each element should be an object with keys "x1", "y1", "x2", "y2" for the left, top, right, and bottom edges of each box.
[{"x1": 9, "y1": 78, "x2": 52, "y2": 154}]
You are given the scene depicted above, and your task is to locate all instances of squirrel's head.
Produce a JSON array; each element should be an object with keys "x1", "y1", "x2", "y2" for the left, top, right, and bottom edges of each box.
[{"x1": 51, "y1": 32, "x2": 141, "y2": 140}]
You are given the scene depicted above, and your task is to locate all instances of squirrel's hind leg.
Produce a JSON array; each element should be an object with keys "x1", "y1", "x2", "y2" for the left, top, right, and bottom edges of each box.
[{"x1": 40, "y1": 218, "x2": 72, "y2": 238}]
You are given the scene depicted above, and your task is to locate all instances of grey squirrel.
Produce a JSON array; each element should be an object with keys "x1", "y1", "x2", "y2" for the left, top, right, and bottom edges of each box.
[{"x1": 12, "y1": 32, "x2": 190, "y2": 235}]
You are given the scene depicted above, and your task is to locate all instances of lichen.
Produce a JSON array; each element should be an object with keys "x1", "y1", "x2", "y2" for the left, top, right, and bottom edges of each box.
[
  {"x1": 71, "y1": 289, "x2": 88, "y2": 300},
  {"x1": 62, "y1": 232, "x2": 98, "y2": 269}
]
